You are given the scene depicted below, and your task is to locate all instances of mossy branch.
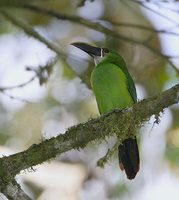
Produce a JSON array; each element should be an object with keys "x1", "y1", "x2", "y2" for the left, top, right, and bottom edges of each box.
[
  {"x1": 97, "y1": 142, "x2": 118, "y2": 168},
  {"x1": 1, "y1": 179, "x2": 32, "y2": 200},
  {"x1": 0, "y1": 2, "x2": 178, "y2": 199},
  {"x1": 0, "y1": 83, "x2": 178, "y2": 198}
]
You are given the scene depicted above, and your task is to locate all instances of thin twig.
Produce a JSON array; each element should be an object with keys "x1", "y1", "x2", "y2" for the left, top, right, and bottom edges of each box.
[
  {"x1": 120, "y1": 0, "x2": 144, "y2": 19},
  {"x1": 0, "y1": 75, "x2": 36, "y2": 91},
  {"x1": 1, "y1": 6, "x2": 179, "y2": 73},
  {"x1": 19, "y1": 4, "x2": 179, "y2": 73},
  {"x1": 0, "y1": 90, "x2": 37, "y2": 103},
  {"x1": 0, "y1": 9, "x2": 62, "y2": 56},
  {"x1": 130, "y1": 0, "x2": 179, "y2": 25},
  {"x1": 154, "y1": 3, "x2": 179, "y2": 14},
  {"x1": 97, "y1": 142, "x2": 118, "y2": 168},
  {"x1": 1, "y1": 180, "x2": 32, "y2": 200},
  {"x1": 107, "y1": 21, "x2": 179, "y2": 37},
  {"x1": 0, "y1": 9, "x2": 81, "y2": 79}
]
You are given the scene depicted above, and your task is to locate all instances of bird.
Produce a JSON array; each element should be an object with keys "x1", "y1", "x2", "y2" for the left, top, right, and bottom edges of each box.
[{"x1": 71, "y1": 42, "x2": 140, "y2": 179}]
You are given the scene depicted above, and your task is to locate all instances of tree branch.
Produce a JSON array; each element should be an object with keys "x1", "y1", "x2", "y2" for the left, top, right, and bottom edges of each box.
[
  {"x1": 1, "y1": 6, "x2": 178, "y2": 73},
  {"x1": 106, "y1": 21, "x2": 179, "y2": 37},
  {"x1": 0, "y1": 10, "x2": 62, "y2": 56},
  {"x1": 19, "y1": 4, "x2": 179, "y2": 74},
  {"x1": 1, "y1": 179, "x2": 31, "y2": 200},
  {"x1": 0, "y1": 1, "x2": 178, "y2": 199},
  {"x1": 0, "y1": 83, "x2": 178, "y2": 190},
  {"x1": 129, "y1": 0, "x2": 179, "y2": 25}
]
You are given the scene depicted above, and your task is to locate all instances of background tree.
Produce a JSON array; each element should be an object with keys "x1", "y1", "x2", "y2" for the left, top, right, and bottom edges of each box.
[{"x1": 0, "y1": 0, "x2": 178, "y2": 199}]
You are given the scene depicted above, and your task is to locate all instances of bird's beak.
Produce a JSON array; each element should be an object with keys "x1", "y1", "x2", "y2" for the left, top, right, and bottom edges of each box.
[{"x1": 71, "y1": 42, "x2": 101, "y2": 57}]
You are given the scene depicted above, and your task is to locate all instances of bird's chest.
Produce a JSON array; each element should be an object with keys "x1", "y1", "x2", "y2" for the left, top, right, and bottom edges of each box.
[{"x1": 91, "y1": 64, "x2": 133, "y2": 113}]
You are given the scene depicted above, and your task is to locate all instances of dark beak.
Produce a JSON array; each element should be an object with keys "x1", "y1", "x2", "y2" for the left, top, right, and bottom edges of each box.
[{"x1": 71, "y1": 42, "x2": 101, "y2": 57}]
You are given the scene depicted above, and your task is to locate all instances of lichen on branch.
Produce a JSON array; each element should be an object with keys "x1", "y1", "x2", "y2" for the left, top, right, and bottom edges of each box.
[{"x1": 0, "y1": 83, "x2": 178, "y2": 183}]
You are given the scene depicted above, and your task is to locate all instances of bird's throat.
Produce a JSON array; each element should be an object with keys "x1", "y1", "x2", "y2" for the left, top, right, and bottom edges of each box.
[{"x1": 93, "y1": 56, "x2": 104, "y2": 66}]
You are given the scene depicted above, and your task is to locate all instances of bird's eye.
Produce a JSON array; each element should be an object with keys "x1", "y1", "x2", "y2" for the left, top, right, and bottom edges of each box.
[{"x1": 101, "y1": 48, "x2": 109, "y2": 57}]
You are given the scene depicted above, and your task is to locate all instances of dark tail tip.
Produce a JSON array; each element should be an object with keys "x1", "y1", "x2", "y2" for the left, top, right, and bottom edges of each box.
[{"x1": 118, "y1": 138, "x2": 140, "y2": 180}]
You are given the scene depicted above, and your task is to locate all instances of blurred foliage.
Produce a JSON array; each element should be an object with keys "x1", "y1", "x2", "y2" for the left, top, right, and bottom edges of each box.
[{"x1": 0, "y1": 0, "x2": 178, "y2": 199}]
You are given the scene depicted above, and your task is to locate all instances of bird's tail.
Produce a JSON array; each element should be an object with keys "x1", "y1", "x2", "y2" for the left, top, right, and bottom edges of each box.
[{"x1": 118, "y1": 138, "x2": 140, "y2": 179}]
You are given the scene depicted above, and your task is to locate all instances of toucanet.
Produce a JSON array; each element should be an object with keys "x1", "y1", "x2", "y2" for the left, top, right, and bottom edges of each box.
[{"x1": 71, "y1": 42, "x2": 140, "y2": 179}]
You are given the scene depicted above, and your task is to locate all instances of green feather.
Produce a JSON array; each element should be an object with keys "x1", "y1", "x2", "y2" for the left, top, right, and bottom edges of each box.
[
  {"x1": 91, "y1": 50, "x2": 137, "y2": 114},
  {"x1": 72, "y1": 42, "x2": 140, "y2": 179}
]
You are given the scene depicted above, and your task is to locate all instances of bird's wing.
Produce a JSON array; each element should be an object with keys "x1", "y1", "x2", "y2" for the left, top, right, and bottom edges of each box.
[{"x1": 127, "y1": 75, "x2": 137, "y2": 103}]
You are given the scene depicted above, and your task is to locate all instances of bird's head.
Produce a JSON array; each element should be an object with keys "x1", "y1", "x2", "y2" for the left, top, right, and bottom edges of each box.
[{"x1": 71, "y1": 42, "x2": 109, "y2": 66}]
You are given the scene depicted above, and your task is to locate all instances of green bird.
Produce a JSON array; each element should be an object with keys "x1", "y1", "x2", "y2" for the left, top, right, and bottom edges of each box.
[{"x1": 71, "y1": 42, "x2": 140, "y2": 179}]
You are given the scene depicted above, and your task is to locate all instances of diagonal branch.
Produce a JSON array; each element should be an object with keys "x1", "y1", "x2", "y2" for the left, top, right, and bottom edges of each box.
[
  {"x1": 1, "y1": 6, "x2": 178, "y2": 73},
  {"x1": 0, "y1": 76, "x2": 36, "y2": 91},
  {"x1": 18, "y1": 5, "x2": 179, "y2": 74},
  {"x1": 0, "y1": 10, "x2": 87, "y2": 86},
  {"x1": 1, "y1": 179, "x2": 32, "y2": 200},
  {"x1": 107, "y1": 21, "x2": 179, "y2": 37},
  {"x1": 0, "y1": 9, "x2": 62, "y2": 56},
  {"x1": 129, "y1": 0, "x2": 179, "y2": 25},
  {"x1": 0, "y1": 83, "x2": 178, "y2": 184}
]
